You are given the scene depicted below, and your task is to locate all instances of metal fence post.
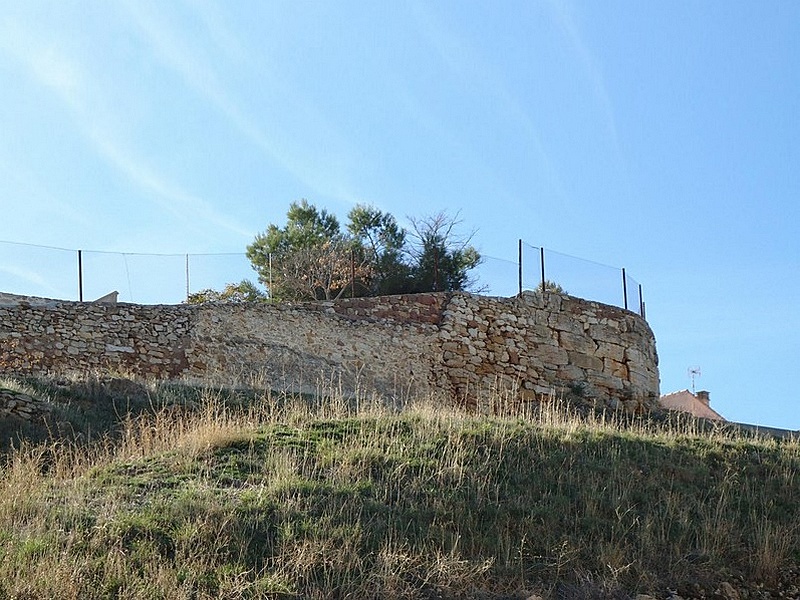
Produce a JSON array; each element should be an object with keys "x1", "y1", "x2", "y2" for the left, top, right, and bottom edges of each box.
[
  {"x1": 185, "y1": 254, "x2": 191, "y2": 301},
  {"x1": 540, "y1": 247, "x2": 546, "y2": 291},
  {"x1": 77, "y1": 249, "x2": 83, "y2": 302},
  {"x1": 639, "y1": 284, "x2": 645, "y2": 318},
  {"x1": 622, "y1": 268, "x2": 628, "y2": 311},
  {"x1": 518, "y1": 239, "x2": 523, "y2": 296}
]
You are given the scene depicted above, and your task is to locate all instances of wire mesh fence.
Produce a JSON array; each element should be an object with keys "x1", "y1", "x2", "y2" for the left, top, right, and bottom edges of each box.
[
  {"x1": 520, "y1": 242, "x2": 644, "y2": 316},
  {"x1": 186, "y1": 253, "x2": 257, "y2": 299},
  {"x1": 81, "y1": 251, "x2": 187, "y2": 305},
  {"x1": 520, "y1": 242, "x2": 543, "y2": 294},
  {"x1": 0, "y1": 239, "x2": 646, "y2": 317},
  {"x1": 535, "y1": 246, "x2": 623, "y2": 307},
  {"x1": 0, "y1": 241, "x2": 76, "y2": 300},
  {"x1": 624, "y1": 272, "x2": 645, "y2": 319},
  {"x1": 475, "y1": 254, "x2": 519, "y2": 298},
  {"x1": 0, "y1": 242, "x2": 256, "y2": 305}
]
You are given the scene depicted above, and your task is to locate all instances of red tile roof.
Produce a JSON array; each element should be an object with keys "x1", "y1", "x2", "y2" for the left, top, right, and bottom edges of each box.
[{"x1": 659, "y1": 389, "x2": 725, "y2": 421}]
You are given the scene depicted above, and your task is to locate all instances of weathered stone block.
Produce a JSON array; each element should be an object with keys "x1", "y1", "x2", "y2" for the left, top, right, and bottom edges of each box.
[
  {"x1": 557, "y1": 364, "x2": 587, "y2": 382},
  {"x1": 532, "y1": 344, "x2": 569, "y2": 366},
  {"x1": 603, "y1": 357, "x2": 628, "y2": 379},
  {"x1": 595, "y1": 340, "x2": 624, "y2": 362},
  {"x1": 567, "y1": 351, "x2": 604, "y2": 372},
  {"x1": 560, "y1": 332, "x2": 598, "y2": 354}
]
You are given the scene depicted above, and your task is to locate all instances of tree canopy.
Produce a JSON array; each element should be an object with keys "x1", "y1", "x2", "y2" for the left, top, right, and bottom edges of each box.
[
  {"x1": 246, "y1": 200, "x2": 360, "y2": 301},
  {"x1": 346, "y1": 204, "x2": 410, "y2": 296},
  {"x1": 186, "y1": 280, "x2": 267, "y2": 304},
  {"x1": 536, "y1": 280, "x2": 566, "y2": 294},
  {"x1": 407, "y1": 212, "x2": 481, "y2": 293},
  {"x1": 245, "y1": 200, "x2": 481, "y2": 301}
]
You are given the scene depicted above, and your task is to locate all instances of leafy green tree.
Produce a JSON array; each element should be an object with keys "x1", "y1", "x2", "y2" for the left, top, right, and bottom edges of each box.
[
  {"x1": 536, "y1": 280, "x2": 566, "y2": 294},
  {"x1": 247, "y1": 200, "x2": 365, "y2": 301},
  {"x1": 247, "y1": 200, "x2": 339, "y2": 258},
  {"x1": 346, "y1": 204, "x2": 411, "y2": 295},
  {"x1": 247, "y1": 201, "x2": 482, "y2": 301},
  {"x1": 407, "y1": 212, "x2": 481, "y2": 292},
  {"x1": 186, "y1": 279, "x2": 266, "y2": 304}
]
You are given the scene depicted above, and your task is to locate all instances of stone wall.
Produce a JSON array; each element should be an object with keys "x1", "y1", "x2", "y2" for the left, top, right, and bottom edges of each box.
[
  {"x1": 0, "y1": 388, "x2": 50, "y2": 421},
  {"x1": 0, "y1": 291, "x2": 660, "y2": 412},
  {"x1": 0, "y1": 302, "x2": 193, "y2": 377},
  {"x1": 435, "y1": 292, "x2": 659, "y2": 412},
  {"x1": 186, "y1": 299, "x2": 442, "y2": 399}
]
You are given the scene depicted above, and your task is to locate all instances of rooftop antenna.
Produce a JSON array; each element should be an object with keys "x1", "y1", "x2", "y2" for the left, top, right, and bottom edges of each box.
[{"x1": 688, "y1": 366, "x2": 701, "y2": 394}]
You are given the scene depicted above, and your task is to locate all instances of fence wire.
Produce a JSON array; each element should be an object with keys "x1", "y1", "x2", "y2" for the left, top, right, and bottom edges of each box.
[
  {"x1": 541, "y1": 247, "x2": 624, "y2": 308},
  {"x1": 520, "y1": 242, "x2": 543, "y2": 293},
  {"x1": 0, "y1": 239, "x2": 646, "y2": 317},
  {"x1": 624, "y1": 272, "x2": 645, "y2": 317},
  {"x1": 82, "y1": 251, "x2": 186, "y2": 304},
  {"x1": 0, "y1": 241, "x2": 76, "y2": 300},
  {"x1": 520, "y1": 242, "x2": 643, "y2": 315},
  {"x1": 476, "y1": 254, "x2": 519, "y2": 298},
  {"x1": 186, "y1": 253, "x2": 256, "y2": 301},
  {"x1": 0, "y1": 241, "x2": 256, "y2": 304}
]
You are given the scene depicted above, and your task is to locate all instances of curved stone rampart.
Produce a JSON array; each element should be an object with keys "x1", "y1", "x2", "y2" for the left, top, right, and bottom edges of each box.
[
  {"x1": 434, "y1": 292, "x2": 658, "y2": 412},
  {"x1": 0, "y1": 291, "x2": 659, "y2": 412}
]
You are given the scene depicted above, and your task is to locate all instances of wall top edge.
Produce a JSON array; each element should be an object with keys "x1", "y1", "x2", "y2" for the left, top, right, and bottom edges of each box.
[{"x1": 0, "y1": 289, "x2": 648, "y2": 322}]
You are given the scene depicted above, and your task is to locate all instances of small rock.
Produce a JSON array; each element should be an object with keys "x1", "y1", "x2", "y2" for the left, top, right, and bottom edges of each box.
[{"x1": 716, "y1": 582, "x2": 741, "y2": 600}]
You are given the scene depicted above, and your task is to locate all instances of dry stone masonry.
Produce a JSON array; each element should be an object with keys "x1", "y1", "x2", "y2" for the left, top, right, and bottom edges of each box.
[
  {"x1": 0, "y1": 387, "x2": 50, "y2": 421},
  {"x1": 0, "y1": 291, "x2": 659, "y2": 412},
  {"x1": 435, "y1": 292, "x2": 658, "y2": 412}
]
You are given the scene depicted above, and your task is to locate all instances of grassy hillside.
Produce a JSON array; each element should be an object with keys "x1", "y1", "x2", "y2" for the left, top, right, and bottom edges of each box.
[{"x1": 0, "y1": 377, "x2": 798, "y2": 599}]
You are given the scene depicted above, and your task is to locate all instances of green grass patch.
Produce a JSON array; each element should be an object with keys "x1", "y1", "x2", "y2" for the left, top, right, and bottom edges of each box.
[{"x1": 0, "y1": 378, "x2": 798, "y2": 598}]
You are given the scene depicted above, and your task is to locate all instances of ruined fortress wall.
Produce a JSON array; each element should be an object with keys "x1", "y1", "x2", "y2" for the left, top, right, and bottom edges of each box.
[
  {"x1": 185, "y1": 298, "x2": 443, "y2": 399},
  {"x1": 0, "y1": 301, "x2": 194, "y2": 377},
  {"x1": 0, "y1": 292, "x2": 659, "y2": 412},
  {"x1": 436, "y1": 293, "x2": 659, "y2": 412}
]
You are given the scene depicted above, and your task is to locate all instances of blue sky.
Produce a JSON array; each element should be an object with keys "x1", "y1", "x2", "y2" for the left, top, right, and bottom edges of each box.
[{"x1": 1, "y1": 1, "x2": 798, "y2": 429}]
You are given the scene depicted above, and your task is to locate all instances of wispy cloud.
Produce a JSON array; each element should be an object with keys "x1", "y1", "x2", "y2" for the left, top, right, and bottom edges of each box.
[
  {"x1": 407, "y1": 1, "x2": 570, "y2": 207},
  {"x1": 547, "y1": 1, "x2": 622, "y2": 151},
  {"x1": 182, "y1": 0, "x2": 248, "y2": 65},
  {"x1": 121, "y1": 0, "x2": 363, "y2": 206},
  {"x1": 0, "y1": 264, "x2": 65, "y2": 297},
  {"x1": 88, "y1": 133, "x2": 253, "y2": 238},
  {"x1": 545, "y1": 0, "x2": 633, "y2": 196},
  {"x1": 0, "y1": 148, "x2": 93, "y2": 231},
  {"x1": 0, "y1": 14, "x2": 252, "y2": 240},
  {"x1": 0, "y1": 18, "x2": 85, "y2": 111}
]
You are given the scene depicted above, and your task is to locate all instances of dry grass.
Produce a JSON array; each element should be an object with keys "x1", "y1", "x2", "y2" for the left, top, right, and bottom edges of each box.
[{"x1": 0, "y1": 377, "x2": 798, "y2": 599}]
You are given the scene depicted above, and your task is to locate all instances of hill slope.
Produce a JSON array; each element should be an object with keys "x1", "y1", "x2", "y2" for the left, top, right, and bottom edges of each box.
[{"x1": 0, "y1": 377, "x2": 798, "y2": 599}]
